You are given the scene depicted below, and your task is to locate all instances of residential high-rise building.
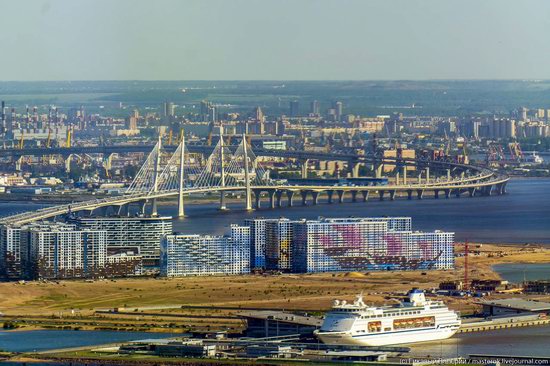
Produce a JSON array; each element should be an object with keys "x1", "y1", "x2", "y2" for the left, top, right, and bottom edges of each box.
[
  {"x1": 310, "y1": 100, "x2": 320, "y2": 115},
  {"x1": 68, "y1": 216, "x2": 172, "y2": 266},
  {"x1": 332, "y1": 101, "x2": 343, "y2": 121},
  {"x1": 244, "y1": 218, "x2": 272, "y2": 269},
  {"x1": 289, "y1": 100, "x2": 300, "y2": 117},
  {"x1": 21, "y1": 222, "x2": 107, "y2": 280},
  {"x1": 291, "y1": 217, "x2": 453, "y2": 273},
  {"x1": 265, "y1": 218, "x2": 299, "y2": 271},
  {"x1": 160, "y1": 225, "x2": 250, "y2": 277},
  {"x1": 162, "y1": 101, "x2": 175, "y2": 121},
  {"x1": 0, "y1": 225, "x2": 24, "y2": 279}
]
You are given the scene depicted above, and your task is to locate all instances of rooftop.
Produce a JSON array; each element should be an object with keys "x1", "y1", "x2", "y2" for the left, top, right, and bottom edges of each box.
[{"x1": 479, "y1": 298, "x2": 550, "y2": 312}]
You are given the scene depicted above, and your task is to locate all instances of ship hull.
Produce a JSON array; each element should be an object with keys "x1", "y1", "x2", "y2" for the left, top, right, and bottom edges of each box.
[{"x1": 315, "y1": 327, "x2": 459, "y2": 347}]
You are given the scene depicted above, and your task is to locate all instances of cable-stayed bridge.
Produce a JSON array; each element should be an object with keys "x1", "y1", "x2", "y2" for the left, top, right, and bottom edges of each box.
[{"x1": 0, "y1": 134, "x2": 509, "y2": 226}]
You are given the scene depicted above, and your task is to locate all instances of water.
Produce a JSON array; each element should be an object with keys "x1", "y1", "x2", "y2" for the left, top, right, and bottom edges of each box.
[
  {"x1": 493, "y1": 263, "x2": 550, "y2": 283},
  {"x1": 0, "y1": 329, "x2": 179, "y2": 352},
  {"x1": 1, "y1": 179, "x2": 549, "y2": 244},
  {"x1": 160, "y1": 178, "x2": 550, "y2": 244},
  {"x1": 408, "y1": 325, "x2": 550, "y2": 358}
]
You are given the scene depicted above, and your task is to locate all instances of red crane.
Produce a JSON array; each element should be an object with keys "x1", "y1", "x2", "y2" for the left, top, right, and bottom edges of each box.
[{"x1": 463, "y1": 240, "x2": 469, "y2": 291}]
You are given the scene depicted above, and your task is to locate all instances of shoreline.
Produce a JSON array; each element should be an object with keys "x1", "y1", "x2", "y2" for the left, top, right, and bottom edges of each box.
[{"x1": 1, "y1": 242, "x2": 549, "y2": 334}]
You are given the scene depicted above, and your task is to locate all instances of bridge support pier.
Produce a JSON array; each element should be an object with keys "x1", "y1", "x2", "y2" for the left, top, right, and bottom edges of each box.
[
  {"x1": 444, "y1": 189, "x2": 450, "y2": 199},
  {"x1": 468, "y1": 187, "x2": 476, "y2": 197},
  {"x1": 287, "y1": 191, "x2": 295, "y2": 207},
  {"x1": 151, "y1": 198, "x2": 158, "y2": 216},
  {"x1": 389, "y1": 190, "x2": 396, "y2": 201},
  {"x1": 362, "y1": 191, "x2": 369, "y2": 202},
  {"x1": 349, "y1": 161, "x2": 360, "y2": 178},
  {"x1": 496, "y1": 183, "x2": 506, "y2": 195},
  {"x1": 117, "y1": 204, "x2": 129, "y2": 216},
  {"x1": 407, "y1": 190, "x2": 413, "y2": 200},
  {"x1": 275, "y1": 191, "x2": 283, "y2": 208},
  {"x1": 434, "y1": 190, "x2": 439, "y2": 199},
  {"x1": 326, "y1": 190, "x2": 334, "y2": 204},
  {"x1": 15, "y1": 156, "x2": 24, "y2": 171},
  {"x1": 337, "y1": 190, "x2": 344, "y2": 203},
  {"x1": 268, "y1": 190, "x2": 276, "y2": 209},
  {"x1": 253, "y1": 190, "x2": 262, "y2": 209},
  {"x1": 455, "y1": 189, "x2": 461, "y2": 198},
  {"x1": 300, "y1": 159, "x2": 310, "y2": 179},
  {"x1": 64, "y1": 154, "x2": 73, "y2": 173},
  {"x1": 374, "y1": 162, "x2": 383, "y2": 179},
  {"x1": 219, "y1": 192, "x2": 227, "y2": 211},
  {"x1": 351, "y1": 190, "x2": 358, "y2": 202},
  {"x1": 311, "y1": 191, "x2": 320, "y2": 205},
  {"x1": 379, "y1": 190, "x2": 385, "y2": 201},
  {"x1": 416, "y1": 190, "x2": 424, "y2": 200},
  {"x1": 300, "y1": 191, "x2": 308, "y2": 206}
]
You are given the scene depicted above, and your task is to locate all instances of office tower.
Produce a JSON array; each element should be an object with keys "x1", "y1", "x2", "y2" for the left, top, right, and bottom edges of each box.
[
  {"x1": 332, "y1": 101, "x2": 343, "y2": 121},
  {"x1": 160, "y1": 228, "x2": 250, "y2": 277},
  {"x1": 68, "y1": 216, "x2": 172, "y2": 266},
  {"x1": 289, "y1": 100, "x2": 300, "y2": 117},
  {"x1": 310, "y1": 100, "x2": 320, "y2": 115}
]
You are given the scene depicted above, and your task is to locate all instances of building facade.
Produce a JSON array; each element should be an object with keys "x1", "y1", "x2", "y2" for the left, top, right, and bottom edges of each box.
[
  {"x1": 160, "y1": 225, "x2": 250, "y2": 277},
  {"x1": 291, "y1": 217, "x2": 454, "y2": 273},
  {"x1": 23, "y1": 222, "x2": 107, "y2": 279},
  {"x1": 68, "y1": 216, "x2": 172, "y2": 265}
]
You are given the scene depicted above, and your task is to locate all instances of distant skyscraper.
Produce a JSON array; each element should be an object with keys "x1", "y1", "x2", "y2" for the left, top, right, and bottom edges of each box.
[
  {"x1": 521, "y1": 107, "x2": 528, "y2": 121},
  {"x1": 289, "y1": 100, "x2": 300, "y2": 117},
  {"x1": 310, "y1": 100, "x2": 320, "y2": 115},
  {"x1": 254, "y1": 106, "x2": 265, "y2": 122},
  {"x1": 332, "y1": 101, "x2": 343, "y2": 121},
  {"x1": 162, "y1": 101, "x2": 175, "y2": 120}
]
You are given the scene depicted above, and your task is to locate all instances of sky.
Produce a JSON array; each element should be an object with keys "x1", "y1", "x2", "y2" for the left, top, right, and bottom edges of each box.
[{"x1": 0, "y1": 0, "x2": 549, "y2": 81}]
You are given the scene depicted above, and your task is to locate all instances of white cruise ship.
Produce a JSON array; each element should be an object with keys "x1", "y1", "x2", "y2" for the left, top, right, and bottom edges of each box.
[{"x1": 315, "y1": 289, "x2": 461, "y2": 346}]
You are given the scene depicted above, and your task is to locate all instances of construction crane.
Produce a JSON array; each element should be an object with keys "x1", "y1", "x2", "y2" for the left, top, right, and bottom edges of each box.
[
  {"x1": 18, "y1": 131, "x2": 24, "y2": 149},
  {"x1": 508, "y1": 142, "x2": 523, "y2": 162},
  {"x1": 65, "y1": 126, "x2": 72, "y2": 148},
  {"x1": 167, "y1": 129, "x2": 173, "y2": 146},
  {"x1": 46, "y1": 128, "x2": 52, "y2": 148},
  {"x1": 463, "y1": 241, "x2": 470, "y2": 291},
  {"x1": 206, "y1": 120, "x2": 215, "y2": 146}
]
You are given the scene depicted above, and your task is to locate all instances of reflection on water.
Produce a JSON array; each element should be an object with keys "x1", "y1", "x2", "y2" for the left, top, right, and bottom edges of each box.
[
  {"x1": 0, "y1": 329, "x2": 180, "y2": 352},
  {"x1": 2, "y1": 179, "x2": 549, "y2": 244},
  {"x1": 408, "y1": 325, "x2": 550, "y2": 358},
  {"x1": 493, "y1": 263, "x2": 550, "y2": 283}
]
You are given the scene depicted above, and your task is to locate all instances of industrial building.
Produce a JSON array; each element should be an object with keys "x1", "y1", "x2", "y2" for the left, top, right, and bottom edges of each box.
[{"x1": 479, "y1": 298, "x2": 550, "y2": 317}]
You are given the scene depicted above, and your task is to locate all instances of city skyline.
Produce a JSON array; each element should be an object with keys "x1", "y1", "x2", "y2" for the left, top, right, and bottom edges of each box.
[{"x1": 1, "y1": 0, "x2": 550, "y2": 81}]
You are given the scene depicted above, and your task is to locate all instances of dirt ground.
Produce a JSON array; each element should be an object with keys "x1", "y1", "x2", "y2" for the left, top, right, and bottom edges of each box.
[{"x1": 1, "y1": 243, "x2": 548, "y2": 317}]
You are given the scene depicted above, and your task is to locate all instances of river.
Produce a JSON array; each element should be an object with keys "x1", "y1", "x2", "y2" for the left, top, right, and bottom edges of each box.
[
  {"x1": 0, "y1": 329, "x2": 180, "y2": 352},
  {"x1": 2, "y1": 178, "x2": 549, "y2": 244}
]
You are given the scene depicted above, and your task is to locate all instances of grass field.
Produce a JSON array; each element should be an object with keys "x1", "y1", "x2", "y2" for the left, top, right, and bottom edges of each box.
[{"x1": 1, "y1": 243, "x2": 549, "y2": 332}]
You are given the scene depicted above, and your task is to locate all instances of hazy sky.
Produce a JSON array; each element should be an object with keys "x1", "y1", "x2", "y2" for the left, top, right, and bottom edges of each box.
[{"x1": 1, "y1": 0, "x2": 549, "y2": 81}]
